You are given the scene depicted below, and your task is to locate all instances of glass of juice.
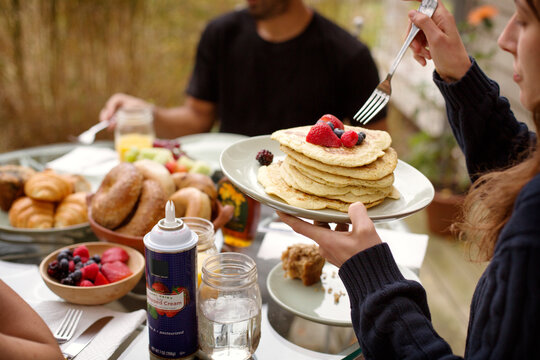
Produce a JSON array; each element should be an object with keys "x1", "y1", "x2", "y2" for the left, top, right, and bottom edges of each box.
[{"x1": 114, "y1": 107, "x2": 155, "y2": 161}]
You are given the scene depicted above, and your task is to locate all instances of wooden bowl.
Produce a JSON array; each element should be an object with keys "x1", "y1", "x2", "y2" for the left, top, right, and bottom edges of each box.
[
  {"x1": 39, "y1": 242, "x2": 145, "y2": 305},
  {"x1": 88, "y1": 199, "x2": 234, "y2": 254}
]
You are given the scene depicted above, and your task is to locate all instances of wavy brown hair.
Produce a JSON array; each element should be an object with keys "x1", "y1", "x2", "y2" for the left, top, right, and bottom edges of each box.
[{"x1": 454, "y1": 0, "x2": 540, "y2": 262}]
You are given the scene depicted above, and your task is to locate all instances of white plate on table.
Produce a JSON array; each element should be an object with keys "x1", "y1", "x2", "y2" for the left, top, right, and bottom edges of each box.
[
  {"x1": 0, "y1": 142, "x2": 113, "y2": 244},
  {"x1": 220, "y1": 135, "x2": 434, "y2": 223},
  {"x1": 178, "y1": 132, "x2": 248, "y2": 173},
  {"x1": 267, "y1": 262, "x2": 420, "y2": 327}
]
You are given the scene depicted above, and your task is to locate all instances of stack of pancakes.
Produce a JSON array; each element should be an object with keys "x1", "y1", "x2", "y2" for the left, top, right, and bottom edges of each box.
[{"x1": 257, "y1": 125, "x2": 400, "y2": 212}]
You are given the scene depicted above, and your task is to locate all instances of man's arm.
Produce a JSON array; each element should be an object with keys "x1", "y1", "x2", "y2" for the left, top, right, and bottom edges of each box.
[
  {"x1": 153, "y1": 96, "x2": 216, "y2": 138},
  {"x1": 0, "y1": 280, "x2": 63, "y2": 360},
  {"x1": 99, "y1": 93, "x2": 217, "y2": 139}
]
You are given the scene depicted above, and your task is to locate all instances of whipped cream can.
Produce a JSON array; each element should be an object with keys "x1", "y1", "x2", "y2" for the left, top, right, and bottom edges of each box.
[{"x1": 144, "y1": 201, "x2": 198, "y2": 359}]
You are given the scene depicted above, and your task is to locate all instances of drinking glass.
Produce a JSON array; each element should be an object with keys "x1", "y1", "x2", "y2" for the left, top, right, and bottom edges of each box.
[
  {"x1": 198, "y1": 252, "x2": 262, "y2": 360},
  {"x1": 114, "y1": 106, "x2": 155, "y2": 161}
]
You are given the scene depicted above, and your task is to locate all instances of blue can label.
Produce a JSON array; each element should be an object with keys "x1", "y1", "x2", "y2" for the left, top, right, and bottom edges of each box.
[{"x1": 145, "y1": 246, "x2": 198, "y2": 359}]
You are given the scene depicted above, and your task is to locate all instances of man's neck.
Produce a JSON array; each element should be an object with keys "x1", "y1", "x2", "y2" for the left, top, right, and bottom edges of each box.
[{"x1": 256, "y1": 1, "x2": 313, "y2": 43}]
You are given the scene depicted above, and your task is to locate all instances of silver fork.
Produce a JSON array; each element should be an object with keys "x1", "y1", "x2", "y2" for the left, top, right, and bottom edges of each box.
[
  {"x1": 71, "y1": 120, "x2": 111, "y2": 145},
  {"x1": 54, "y1": 308, "x2": 83, "y2": 344},
  {"x1": 353, "y1": 0, "x2": 438, "y2": 125}
]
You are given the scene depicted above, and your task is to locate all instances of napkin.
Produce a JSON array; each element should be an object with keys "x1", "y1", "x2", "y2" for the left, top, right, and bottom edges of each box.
[
  {"x1": 0, "y1": 261, "x2": 146, "y2": 360},
  {"x1": 35, "y1": 301, "x2": 146, "y2": 360},
  {"x1": 46, "y1": 146, "x2": 119, "y2": 190},
  {"x1": 257, "y1": 221, "x2": 428, "y2": 273}
]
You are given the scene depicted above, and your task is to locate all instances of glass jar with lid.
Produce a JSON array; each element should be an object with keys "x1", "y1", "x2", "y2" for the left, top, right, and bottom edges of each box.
[
  {"x1": 198, "y1": 252, "x2": 262, "y2": 360},
  {"x1": 180, "y1": 217, "x2": 218, "y2": 287},
  {"x1": 114, "y1": 106, "x2": 155, "y2": 161}
]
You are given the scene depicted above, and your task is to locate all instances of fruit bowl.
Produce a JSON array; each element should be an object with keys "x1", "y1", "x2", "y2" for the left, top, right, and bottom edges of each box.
[
  {"x1": 39, "y1": 242, "x2": 145, "y2": 305},
  {"x1": 88, "y1": 199, "x2": 233, "y2": 253}
]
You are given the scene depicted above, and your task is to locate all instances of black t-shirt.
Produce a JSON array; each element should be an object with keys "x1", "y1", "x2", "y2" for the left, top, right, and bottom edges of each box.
[{"x1": 186, "y1": 9, "x2": 385, "y2": 136}]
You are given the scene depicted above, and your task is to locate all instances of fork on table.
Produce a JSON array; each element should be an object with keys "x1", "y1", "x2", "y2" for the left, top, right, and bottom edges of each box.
[
  {"x1": 353, "y1": 0, "x2": 438, "y2": 125},
  {"x1": 54, "y1": 308, "x2": 83, "y2": 344}
]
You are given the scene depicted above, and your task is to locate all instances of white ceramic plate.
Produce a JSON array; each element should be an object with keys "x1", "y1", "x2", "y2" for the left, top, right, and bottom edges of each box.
[
  {"x1": 220, "y1": 135, "x2": 435, "y2": 223},
  {"x1": 178, "y1": 133, "x2": 248, "y2": 173},
  {"x1": 267, "y1": 262, "x2": 420, "y2": 327}
]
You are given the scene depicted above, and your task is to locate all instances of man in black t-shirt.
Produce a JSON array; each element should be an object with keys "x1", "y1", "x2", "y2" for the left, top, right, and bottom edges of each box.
[{"x1": 100, "y1": 0, "x2": 386, "y2": 137}]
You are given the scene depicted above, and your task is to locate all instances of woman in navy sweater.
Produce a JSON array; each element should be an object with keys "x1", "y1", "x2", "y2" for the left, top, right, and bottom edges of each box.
[{"x1": 278, "y1": 0, "x2": 540, "y2": 358}]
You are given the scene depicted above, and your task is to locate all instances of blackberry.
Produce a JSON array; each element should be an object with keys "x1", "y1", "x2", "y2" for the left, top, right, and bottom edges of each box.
[{"x1": 256, "y1": 149, "x2": 274, "y2": 166}]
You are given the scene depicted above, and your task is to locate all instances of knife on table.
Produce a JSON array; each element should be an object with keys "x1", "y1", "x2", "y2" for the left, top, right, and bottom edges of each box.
[{"x1": 62, "y1": 316, "x2": 113, "y2": 360}]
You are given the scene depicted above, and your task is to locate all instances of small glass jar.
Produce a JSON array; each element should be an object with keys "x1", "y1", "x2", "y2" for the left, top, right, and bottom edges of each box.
[
  {"x1": 114, "y1": 106, "x2": 155, "y2": 161},
  {"x1": 180, "y1": 217, "x2": 218, "y2": 287},
  {"x1": 198, "y1": 252, "x2": 262, "y2": 360}
]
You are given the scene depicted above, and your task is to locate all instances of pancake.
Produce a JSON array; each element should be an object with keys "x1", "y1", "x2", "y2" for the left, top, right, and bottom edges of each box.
[
  {"x1": 258, "y1": 162, "x2": 386, "y2": 212},
  {"x1": 280, "y1": 159, "x2": 392, "y2": 198},
  {"x1": 271, "y1": 125, "x2": 392, "y2": 167},
  {"x1": 281, "y1": 145, "x2": 398, "y2": 180},
  {"x1": 284, "y1": 156, "x2": 394, "y2": 188}
]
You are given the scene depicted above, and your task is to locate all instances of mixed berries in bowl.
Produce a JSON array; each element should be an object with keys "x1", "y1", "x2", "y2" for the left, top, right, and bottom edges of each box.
[{"x1": 39, "y1": 242, "x2": 145, "y2": 305}]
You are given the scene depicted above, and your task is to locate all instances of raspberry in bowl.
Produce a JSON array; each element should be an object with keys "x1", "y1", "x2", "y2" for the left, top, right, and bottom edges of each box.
[{"x1": 39, "y1": 242, "x2": 144, "y2": 305}]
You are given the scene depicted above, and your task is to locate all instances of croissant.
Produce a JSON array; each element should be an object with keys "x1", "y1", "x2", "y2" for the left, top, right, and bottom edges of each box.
[
  {"x1": 8, "y1": 197, "x2": 54, "y2": 229},
  {"x1": 24, "y1": 170, "x2": 72, "y2": 202},
  {"x1": 61, "y1": 174, "x2": 92, "y2": 193},
  {"x1": 54, "y1": 192, "x2": 89, "y2": 228},
  {"x1": 0, "y1": 165, "x2": 36, "y2": 211}
]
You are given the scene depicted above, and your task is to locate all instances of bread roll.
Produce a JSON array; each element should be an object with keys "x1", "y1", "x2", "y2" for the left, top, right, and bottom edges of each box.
[
  {"x1": 8, "y1": 197, "x2": 54, "y2": 229},
  {"x1": 0, "y1": 165, "x2": 37, "y2": 211},
  {"x1": 169, "y1": 187, "x2": 212, "y2": 220},
  {"x1": 62, "y1": 174, "x2": 92, "y2": 193},
  {"x1": 133, "y1": 159, "x2": 175, "y2": 197},
  {"x1": 54, "y1": 192, "x2": 88, "y2": 227},
  {"x1": 24, "y1": 170, "x2": 72, "y2": 202},
  {"x1": 172, "y1": 172, "x2": 217, "y2": 201}
]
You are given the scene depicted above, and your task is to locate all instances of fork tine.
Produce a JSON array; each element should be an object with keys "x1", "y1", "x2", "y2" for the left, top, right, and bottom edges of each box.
[
  {"x1": 360, "y1": 96, "x2": 389, "y2": 125},
  {"x1": 55, "y1": 309, "x2": 83, "y2": 343},
  {"x1": 354, "y1": 92, "x2": 384, "y2": 122},
  {"x1": 353, "y1": 91, "x2": 378, "y2": 120}
]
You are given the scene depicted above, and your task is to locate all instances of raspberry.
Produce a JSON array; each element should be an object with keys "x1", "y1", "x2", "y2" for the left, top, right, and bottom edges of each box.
[
  {"x1": 319, "y1": 114, "x2": 344, "y2": 130},
  {"x1": 306, "y1": 123, "x2": 342, "y2": 147},
  {"x1": 256, "y1": 149, "x2": 274, "y2": 166},
  {"x1": 341, "y1": 130, "x2": 359, "y2": 147}
]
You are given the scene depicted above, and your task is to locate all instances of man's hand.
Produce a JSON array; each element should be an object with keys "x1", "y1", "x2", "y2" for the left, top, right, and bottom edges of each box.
[
  {"x1": 278, "y1": 202, "x2": 382, "y2": 267},
  {"x1": 99, "y1": 93, "x2": 152, "y2": 126}
]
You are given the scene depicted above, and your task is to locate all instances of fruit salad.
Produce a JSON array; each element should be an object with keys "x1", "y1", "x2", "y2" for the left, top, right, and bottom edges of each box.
[{"x1": 46, "y1": 245, "x2": 133, "y2": 287}]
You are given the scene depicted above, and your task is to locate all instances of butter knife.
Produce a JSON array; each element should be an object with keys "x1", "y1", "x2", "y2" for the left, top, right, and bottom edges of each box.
[{"x1": 62, "y1": 316, "x2": 113, "y2": 360}]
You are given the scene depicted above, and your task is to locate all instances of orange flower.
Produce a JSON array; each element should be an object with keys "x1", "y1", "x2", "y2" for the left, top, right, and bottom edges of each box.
[{"x1": 467, "y1": 5, "x2": 498, "y2": 26}]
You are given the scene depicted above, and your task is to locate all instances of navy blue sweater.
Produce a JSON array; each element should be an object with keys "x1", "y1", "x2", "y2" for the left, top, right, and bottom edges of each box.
[{"x1": 339, "y1": 61, "x2": 540, "y2": 359}]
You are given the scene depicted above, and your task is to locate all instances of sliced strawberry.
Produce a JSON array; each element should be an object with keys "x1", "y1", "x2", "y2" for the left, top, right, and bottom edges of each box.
[
  {"x1": 306, "y1": 123, "x2": 341, "y2": 147},
  {"x1": 341, "y1": 130, "x2": 359, "y2": 147},
  {"x1": 101, "y1": 247, "x2": 130, "y2": 264},
  {"x1": 102, "y1": 261, "x2": 133, "y2": 283},
  {"x1": 320, "y1": 114, "x2": 344, "y2": 130},
  {"x1": 81, "y1": 263, "x2": 99, "y2": 281},
  {"x1": 151, "y1": 282, "x2": 169, "y2": 293},
  {"x1": 94, "y1": 271, "x2": 110, "y2": 286},
  {"x1": 73, "y1": 245, "x2": 90, "y2": 259},
  {"x1": 79, "y1": 280, "x2": 95, "y2": 287}
]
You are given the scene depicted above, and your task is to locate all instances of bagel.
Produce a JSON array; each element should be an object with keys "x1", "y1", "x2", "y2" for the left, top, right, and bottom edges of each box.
[
  {"x1": 133, "y1": 159, "x2": 175, "y2": 197},
  {"x1": 116, "y1": 179, "x2": 167, "y2": 237},
  {"x1": 91, "y1": 162, "x2": 143, "y2": 229},
  {"x1": 171, "y1": 172, "x2": 217, "y2": 202},
  {"x1": 169, "y1": 187, "x2": 212, "y2": 220}
]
